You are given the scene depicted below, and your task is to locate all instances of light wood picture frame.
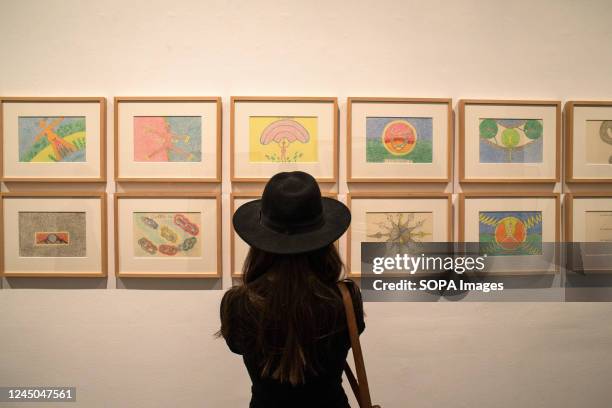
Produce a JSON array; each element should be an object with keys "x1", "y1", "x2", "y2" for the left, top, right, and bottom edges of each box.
[
  {"x1": 115, "y1": 192, "x2": 221, "y2": 278},
  {"x1": 346, "y1": 192, "x2": 452, "y2": 277},
  {"x1": 459, "y1": 99, "x2": 561, "y2": 183},
  {"x1": 565, "y1": 192, "x2": 612, "y2": 272},
  {"x1": 1, "y1": 97, "x2": 106, "y2": 182},
  {"x1": 114, "y1": 97, "x2": 221, "y2": 182},
  {"x1": 230, "y1": 96, "x2": 338, "y2": 182},
  {"x1": 1, "y1": 191, "x2": 107, "y2": 277},
  {"x1": 347, "y1": 97, "x2": 452, "y2": 183},
  {"x1": 459, "y1": 192, "x2": 560, "y2": 275},
  {"x1": 565, "y1": 101, "x2": 612, "y2": 183},
  {"x1": 230, "y1": 191, "x2": 339, "y2": 277},
  {"x1": 565, "y1": 192, "x2": 612, "y2": 241},
  {"x1": 230, "y1": 192, "x2": 260, "y2": 277}
]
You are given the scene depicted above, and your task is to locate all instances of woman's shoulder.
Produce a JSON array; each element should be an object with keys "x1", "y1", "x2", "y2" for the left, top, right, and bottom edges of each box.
[
  {"x1": 339, "y1": 279, "x2": 362, "y2": 300},
  {"x1": 220, "y1": 285, "x2": 255, "y2": 315},
  {"x1": 220, "y1": 286, "x2": 240, "y2": 310},
  {"x1": 221, "y1": 285, "x2": 243, "y2": 303}
]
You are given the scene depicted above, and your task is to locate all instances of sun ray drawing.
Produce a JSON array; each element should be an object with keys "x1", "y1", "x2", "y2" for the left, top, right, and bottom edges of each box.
[
  {"x1": 366, "y1": 117, "x2": 433, "y2": 163},
  {"x1": 478, "y1": 211, "x2": 543, "y2": 256},
  {"x1": 366, "y1": 212, "x2": 433, "y2": 254},
  {"x1": 19, "y1": 116, "x2": 86, "y2": 162}
]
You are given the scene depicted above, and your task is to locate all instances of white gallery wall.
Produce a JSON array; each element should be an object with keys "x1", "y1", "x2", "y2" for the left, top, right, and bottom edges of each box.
[{"x1": 2, "y1": 0, "x2": 612, "y2": 407}]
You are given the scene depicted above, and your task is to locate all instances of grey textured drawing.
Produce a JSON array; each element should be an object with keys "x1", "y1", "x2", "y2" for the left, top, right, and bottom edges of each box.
[
  {"x1": 600, "y1": 121, "x2": 612, "y2": 164},
  {"x1": 18, "y1": 212, "x2": 87, "y2": 257}
]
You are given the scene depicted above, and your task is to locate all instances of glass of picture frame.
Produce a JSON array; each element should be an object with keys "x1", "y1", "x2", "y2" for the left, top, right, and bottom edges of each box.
[
  {"x1": 459, "y1": 193, "x2": 559, "y2": 275},
  {"x1": 347, "y1": 192, "x2": 452, "y2": 276},
  {"x1": 230, "y1": 96, "x2": 338, "y2": 182},
  {"x1": 114, "y1": 97, "x2": 221, "y2": 182},
  {"x1": 230, "y1": 191, "x2": 338, "y2": 277},
  {"x1": 459, "y1": 99, "x2": 560, "y2": 183},
  {"x1": 1, "y1": 97, "x2": 106, "y2": 182},
  {"x1": 1, "y1": 192, "x2": 107, "y2": 277},
  {"x1": 114, "y1": 192, "x2": 221, "y2": 278},
  {"x1": 565, "y1": 101, "x2": 612, "y2": 182},
  {"x1": 347, "y1": 97, "x2": 452, "y2": 182},
  {"x1": 565, "y1": 193, "x2": 612, "y2": 272}
]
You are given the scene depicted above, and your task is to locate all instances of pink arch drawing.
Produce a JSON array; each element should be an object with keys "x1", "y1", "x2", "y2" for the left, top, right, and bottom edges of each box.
[{"x1": 260, "y1": 119, "x2": 310, "y2": 145}]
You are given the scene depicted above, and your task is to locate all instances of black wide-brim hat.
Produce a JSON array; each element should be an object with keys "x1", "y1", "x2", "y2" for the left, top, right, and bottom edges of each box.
[{"x1": 232, "y1": 171, "x2": 351, "y2": 254}]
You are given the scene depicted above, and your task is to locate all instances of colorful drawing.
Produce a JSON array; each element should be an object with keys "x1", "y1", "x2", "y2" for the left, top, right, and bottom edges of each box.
[
  {"x1": 366, "y1": 117, "x2": 433, "y2": 163},
  {"x1": 366, "y1": 212, "x2": 433, "y2": 254},
  {"x1": 479, "y1": 211, "x2": 542, "y2": 256},
  {"x1": 479, "y1": 119, "x2": 543, "y2": 163},
  {"x1": 586, "y1": 120, "x2": 612, "y2": 164},
  {"x1": 133, "y1": 116, "x2": 202, "y2": 162},
  {"x1": 133, "y1": 212, "x2": 202, "y2": 257},
  {"x1": 18, "y1": 212, "x2": 86, "y2": 257},
  {"x1": 35, "y1": 232, "x2": 70, "y2": 246},
  {"x1": 249, "y1": 116, "x2": 318, "y2": 162},
  {"x1": 18, "y1": 116, "x2": 86, "y2": 162}
]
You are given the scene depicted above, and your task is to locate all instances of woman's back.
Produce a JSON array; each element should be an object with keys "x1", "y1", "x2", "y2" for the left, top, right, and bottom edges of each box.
[{"x1": 220, "y1": 276, "x2": 365, "y2": 408}]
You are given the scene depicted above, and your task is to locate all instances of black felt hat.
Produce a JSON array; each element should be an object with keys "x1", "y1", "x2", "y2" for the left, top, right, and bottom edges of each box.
[{"x1": 232, "y1": 171, "x2": 351, "y2": 254}]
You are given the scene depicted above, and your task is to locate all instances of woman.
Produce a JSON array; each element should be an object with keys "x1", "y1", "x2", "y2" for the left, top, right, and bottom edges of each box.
[{"x1": 219, "y1": 171, "x2": 365, "y2": 408}]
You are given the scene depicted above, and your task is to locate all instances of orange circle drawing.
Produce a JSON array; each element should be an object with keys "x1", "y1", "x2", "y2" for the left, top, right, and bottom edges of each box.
[
  {"x1": 382, "y1": 120, "x2": 417, "y2": 156},
  {"x1": 494, "y1": 216, "x2": 526, "y2": 250}
]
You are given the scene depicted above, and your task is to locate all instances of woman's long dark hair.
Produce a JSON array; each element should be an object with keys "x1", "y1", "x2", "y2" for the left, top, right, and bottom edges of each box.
[{"x1": 218, "y1": 243, "x2": 346, "y2": 385}]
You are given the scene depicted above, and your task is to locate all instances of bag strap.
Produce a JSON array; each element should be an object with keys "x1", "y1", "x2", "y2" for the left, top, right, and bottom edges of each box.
[
  {"x1": 338, "y1": 281, "x2": 373, "y2": 408},
  {"x1": 344, "y1": 361, "x2": 361, "y2": 406}
]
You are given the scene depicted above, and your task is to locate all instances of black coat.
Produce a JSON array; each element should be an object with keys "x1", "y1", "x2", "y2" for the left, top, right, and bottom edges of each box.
[{"x1": 220, "y1": 280, "x2": 365, "y2": 408}]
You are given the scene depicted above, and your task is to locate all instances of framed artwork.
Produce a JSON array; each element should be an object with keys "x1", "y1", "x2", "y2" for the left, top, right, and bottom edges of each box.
[
  {"x1": 1, "y1": 192, "x2": 107, "y2": 277},
  {"x1": 230, "y1": 97, "x2": 338, "y2": 182},
  {"x1": 114, "y1": 192, "x2": 221, "y2": 278},
  {"x1": 230, "y1": 192, "x2": 338, "y2": 277},
  {"x1": 566, "y1": 101, "x2": 612, "y2": 183},
  {"x1": 459, "y1": 193, "x2": 560, "y2": 274},
  {"x1": 565, "y1": 193, "x2": 612, "y2": 272},
  {"x1": 347, "y1": 193, "x2": 452, "y2": 276},
  {"x1": 1, "y1": 97, "x2": 106, "y2": 182},
  {"x1": 114, "y1": 97, "x2": 221, "y2": 182},
  {"x1": 459, "y1": 99, "x2": 561, "y2": 183},
  {"x1": 347, "y1": 97, "x2": 452, "y2": 182}
]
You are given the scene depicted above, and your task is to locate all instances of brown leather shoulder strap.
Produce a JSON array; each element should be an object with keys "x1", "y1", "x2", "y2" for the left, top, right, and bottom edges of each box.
[{"x1": 338, "y1": 281, "x2": 373, "y2": 408}]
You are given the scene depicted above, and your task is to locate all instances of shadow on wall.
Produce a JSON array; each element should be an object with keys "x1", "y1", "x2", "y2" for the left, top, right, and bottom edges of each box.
[
  {"x1": 117, "y1": 278, "x2": 222, "y2": 290},
  {"x1": 3, "y1": 277, "x2": 108, "y2": 289},
  {"x1": 2, "y1": 277, "x2": 222, "y2": 290}
]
